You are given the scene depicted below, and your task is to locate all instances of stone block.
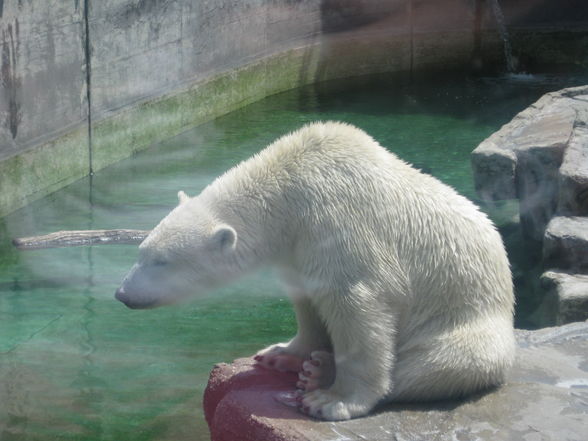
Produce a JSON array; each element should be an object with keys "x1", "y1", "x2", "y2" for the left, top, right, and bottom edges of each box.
[
  {"x1": 514, "y1": 105, "x2": 576, "y2": 241},
  {"x1": 541, "y1": 271, "x2": 588, "y2": 325},
  {"x1": 472, "y1": 87, "x2": 587, "y2": 242},
  {"x1": 558, "y1": 126, "x2": 588, "y2": 216},
  {"x1": 471, "y1": 140, "x2": 517, "y2": 201},
  {"x1": 470, "y1": 90, "x2": 561, "y2": 203},
  {"x1": 204, "y1": 321, "x2": 588, "y2": 441},
  {"x1": 544, "y1": 216, "x2": 588, "y2": 272}
]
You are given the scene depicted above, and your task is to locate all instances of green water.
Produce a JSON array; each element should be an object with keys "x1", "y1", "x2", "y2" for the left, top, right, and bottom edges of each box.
[{"x1": 1, "y1": 70, "x2": 587, "y2": 440}]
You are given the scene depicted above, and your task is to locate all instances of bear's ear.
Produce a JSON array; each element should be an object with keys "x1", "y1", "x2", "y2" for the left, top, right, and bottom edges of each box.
[
  {"x1": 177, "y1": 190, "x2": 190, "y2": 205},
  {"x1": 211, "y1": 225, "x2": 237, "y2": 253}
]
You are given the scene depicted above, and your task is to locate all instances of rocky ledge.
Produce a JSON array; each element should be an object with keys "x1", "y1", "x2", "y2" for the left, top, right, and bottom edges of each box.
[
  {"x1": 544, "y1": 216, "x2": 588, "y2": 272},
  {"x1": 472, "y1": 85, "x2": 588, "y2": 325},
  {"x1": 203, "y1": 321, "x2": 588, "y2": 441},
  {"x1": 542, "y1": 271, "x2": 588, "y2": 325}
]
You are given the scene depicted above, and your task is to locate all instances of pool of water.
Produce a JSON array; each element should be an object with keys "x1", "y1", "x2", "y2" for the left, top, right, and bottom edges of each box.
[{"x1": 1, "y1": 69, "x2": 587, "y2": 441}]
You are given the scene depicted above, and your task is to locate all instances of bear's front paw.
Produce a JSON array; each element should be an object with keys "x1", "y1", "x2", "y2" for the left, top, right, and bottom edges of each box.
[
  {"x1": 298, "y1": 389, "x2": 373, "y2": 421},
  {"x1": 254, "y1": 344, "x2": 306, "y2": 373},
  {"x1": 297, "y1": 351, "x2": 335, "y2": 392}
]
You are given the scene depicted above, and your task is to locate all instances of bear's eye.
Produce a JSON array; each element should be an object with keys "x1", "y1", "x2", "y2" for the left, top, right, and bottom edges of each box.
[{"x1": 152, "y1": 259, "x2": 168, "y2": 267}]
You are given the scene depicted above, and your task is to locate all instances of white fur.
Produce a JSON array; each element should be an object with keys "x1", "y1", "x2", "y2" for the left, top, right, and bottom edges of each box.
[{"x1": 116, "y1": 121, "x2": 515, "y2": 420}]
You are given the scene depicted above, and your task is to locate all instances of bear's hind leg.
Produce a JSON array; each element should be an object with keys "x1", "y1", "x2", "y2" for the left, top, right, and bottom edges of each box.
[
  {"x1": 390, "y1": 315, "x2": 515, "y2": 402},
  {"x1": 255, "y1": 297, "x2": 331, "y2": 373},
  {"x1": 299, "y1": 285, "x2": 398, "y2": 420}
]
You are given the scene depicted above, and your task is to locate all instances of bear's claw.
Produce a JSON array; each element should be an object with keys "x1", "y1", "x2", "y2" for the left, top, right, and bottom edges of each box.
[
  {"x1": 297, "y1": 351, "x2": 335, "y2": 392},
  {"x1": 254, "y1": 350, "x2": 305, "y2": 373}
]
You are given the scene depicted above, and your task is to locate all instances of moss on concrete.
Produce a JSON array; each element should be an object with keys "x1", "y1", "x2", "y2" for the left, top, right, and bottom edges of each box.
[
  {"x1": 1, "y1": 28, "x2": 586, "y2": 217},
  {"x1": 0, "y1": 126, "x2": 88, "y2": 218},
  {"x1": 90, "y1": 33, "x2": 416, "y2": 175}
]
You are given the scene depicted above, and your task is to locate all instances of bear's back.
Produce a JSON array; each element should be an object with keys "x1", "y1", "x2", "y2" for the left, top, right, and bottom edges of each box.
[
  {"x1": 273, "y1": 123, "x2": 512, "y2": 309},
  {"x1": 212, "y1": 122, "x2": 501, "y2": 258}
]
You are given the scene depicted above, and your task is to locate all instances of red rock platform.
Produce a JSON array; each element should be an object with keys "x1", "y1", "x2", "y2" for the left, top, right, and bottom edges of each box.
[
  {"x1": 203, "y1": 322, "x2": 588, "y2": 441},
  {"x1": 203, "y1": 357, "x2": 313, "y2": 441}
]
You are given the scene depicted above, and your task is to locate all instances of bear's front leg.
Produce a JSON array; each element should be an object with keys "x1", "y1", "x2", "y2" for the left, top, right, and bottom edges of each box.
[
  {"x1": 299, "y1": 290, "x2": 397, "y2": 420},
  {"x1": 255, "y1": 297, "x2": 331, "y2": 372}
]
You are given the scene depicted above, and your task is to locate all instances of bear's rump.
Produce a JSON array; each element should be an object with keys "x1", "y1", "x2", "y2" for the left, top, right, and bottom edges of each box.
[{"x1": 390, "y1": 314, "x2": 515, "y2": 402}]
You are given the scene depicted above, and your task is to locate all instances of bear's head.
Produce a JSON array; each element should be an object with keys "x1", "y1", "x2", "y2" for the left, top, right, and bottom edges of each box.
[{"x1": 115, "y1": 191, "x2": 238, "y2": 309}]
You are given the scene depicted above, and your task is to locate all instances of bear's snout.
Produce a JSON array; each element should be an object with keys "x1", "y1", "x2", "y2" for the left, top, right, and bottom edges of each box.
[
  {"x1": 115, "y1": 286, "x2": 131, "y2": 306},
  {"x1": 115, "y1": 286, "x2": 158, "y2": 309}
]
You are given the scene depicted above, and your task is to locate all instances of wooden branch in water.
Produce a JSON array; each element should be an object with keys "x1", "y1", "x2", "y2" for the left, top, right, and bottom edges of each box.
[{"x1": 12, "y1": 229, "x2": 151, "y2": 250}]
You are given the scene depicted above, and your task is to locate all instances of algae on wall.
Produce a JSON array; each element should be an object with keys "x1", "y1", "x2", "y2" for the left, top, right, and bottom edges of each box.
[{"x1": 2, "y1": 0, "x2": 587, "y2": 217}]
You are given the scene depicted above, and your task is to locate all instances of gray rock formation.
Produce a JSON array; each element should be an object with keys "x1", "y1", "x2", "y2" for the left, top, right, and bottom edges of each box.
[
  {"x1": 472, "y1": 85, "x2": 588, "y2": 326},
  {"x1": 544, "y1": 216, "x2": 588, "y2": 272},
  {"x1": 204, "y1": 321, "x2": 588, "y2": 441},
  {"x1": 541, "y1": 272, "x2": 588, "y2": 324},
  {"x1": 472, "y1": 87, "x2": 583, "y2": 241},
  {"x1": 559, "y1": 126, "x2": 588, "y2": 216}
]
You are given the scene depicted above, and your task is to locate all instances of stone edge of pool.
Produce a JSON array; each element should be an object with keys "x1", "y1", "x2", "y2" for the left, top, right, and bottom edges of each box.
[
  {"x1": 203, "y1": 320, "x2": 588, "y2": 441},
  {"x1": 1, "y1": 18, "x2": 587, "y2": 218},
  {"x1": 0, "y1": 27, "x2": 470, "y2": 218}
]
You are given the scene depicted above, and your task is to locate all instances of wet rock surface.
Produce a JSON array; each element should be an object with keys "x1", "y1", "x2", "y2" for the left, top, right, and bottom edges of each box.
[
  {"x1": 541, "y1": 271, "x2": 588, "y2": 325},
  {"x1": 558, "y1": 126, "x2": 588, "y2": 216},
  {"x1": 472, "y1": 85, "x2": 588, "y2": 326},
  {"x1": 472, "y1": 87, "x2": 584, "y2": 240},
  {"x1": 544, "y1": 216, "x2": 588, "y2": 272},
  {"x1": 204, "y1": 321, "x2": 588, "y2": 441}
]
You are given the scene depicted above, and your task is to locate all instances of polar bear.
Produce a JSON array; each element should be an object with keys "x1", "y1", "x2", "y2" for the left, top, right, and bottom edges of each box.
[{"x1": 115, "y1": 121, "x2": 515, "y2": 421}]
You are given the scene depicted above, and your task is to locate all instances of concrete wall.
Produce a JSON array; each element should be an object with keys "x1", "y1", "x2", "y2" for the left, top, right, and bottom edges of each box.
[{"x1": 1, "y1": 0, "x2": 587, "y2": 217}]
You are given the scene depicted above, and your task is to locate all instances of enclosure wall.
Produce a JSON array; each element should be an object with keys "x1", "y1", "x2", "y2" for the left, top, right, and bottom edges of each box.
[{"x1": 1, "y1": 0, "x2": 587, "y2": 216}]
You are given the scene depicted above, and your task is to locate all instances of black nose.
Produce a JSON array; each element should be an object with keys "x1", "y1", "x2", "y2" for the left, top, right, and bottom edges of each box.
[
  {"x1": 115, "y1": 287, "x2": 137, "y2": 309},
  {"x1": 114, "y1": 287, "x2": 155, "y2": 309},
  {"x1": 115, "y1": 287, "x2": 127, "y2": 303}
]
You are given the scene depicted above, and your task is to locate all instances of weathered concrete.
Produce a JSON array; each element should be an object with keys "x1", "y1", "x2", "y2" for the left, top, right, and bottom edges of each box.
[
  {"x1": 204, "y1": 321, "x2": 588, "y2": 441},
  {"x1": 2, "y1": 0, "x2": 588, "y2": 218},
  {"x1": 0, "y1": 125, "x2": 89, "y2": 219},
  {"x1": 541, "y1": 271, "x2": 588, "y2": 325},
  {"x1": 0, "y1": 2, "x2": 87, "y2": 157},
  {"x1": 0, "y1": 1, "x2": 89, "y2": 216}
]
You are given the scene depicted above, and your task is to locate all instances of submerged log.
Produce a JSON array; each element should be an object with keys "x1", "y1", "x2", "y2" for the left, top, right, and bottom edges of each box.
[{"x1": 12, "y1": 229, "x2": 151, "y2": 250}]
